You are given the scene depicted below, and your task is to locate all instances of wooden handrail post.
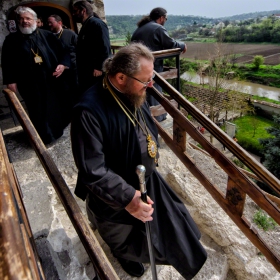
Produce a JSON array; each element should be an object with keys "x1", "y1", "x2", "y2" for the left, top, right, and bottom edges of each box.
[
  {"x1": 2, "y1": 89, "x2": 119, "y2": 280},
  {"x1": 226, "y1": 177, "x2": 246, "y2": 216}
]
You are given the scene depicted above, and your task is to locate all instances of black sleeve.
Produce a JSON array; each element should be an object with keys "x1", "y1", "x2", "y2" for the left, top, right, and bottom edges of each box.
[
  {"x1": 55, "y1": 34, "x2": 71, "y2": 68},
  {"x1": 71, "y1": 109, "x2": 135, "y2": 210},
  {"x1": 155, "y1": 26, "x2": 185, "y2": 51},
  {"x1": 1, "y1": 36, "x2": 17, "y2": 85},
  {"x1": 89, "y1": 20, "x2": 111, "y2": 70}
]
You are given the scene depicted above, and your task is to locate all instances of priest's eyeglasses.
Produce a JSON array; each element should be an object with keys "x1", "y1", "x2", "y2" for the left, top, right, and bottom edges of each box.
[{"x1": 128, "y1": 73, "x2": 155, "y2": 88}]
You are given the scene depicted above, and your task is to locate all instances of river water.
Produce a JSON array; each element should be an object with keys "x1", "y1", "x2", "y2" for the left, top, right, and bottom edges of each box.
[{"x1": 181, "y1": 72, "x2": 280, "y2": 101}]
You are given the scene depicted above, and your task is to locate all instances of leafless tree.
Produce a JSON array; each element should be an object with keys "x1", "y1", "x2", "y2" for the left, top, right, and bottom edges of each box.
[{"x1": 197, "y1": 42, "x2": 253, "y2": 142}]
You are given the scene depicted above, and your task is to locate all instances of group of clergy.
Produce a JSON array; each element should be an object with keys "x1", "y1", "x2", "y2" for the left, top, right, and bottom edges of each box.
[
  {"x1": 1, "y1": 2, "x2": 208, "y2": 279},
  {"x1": 1, "y1": 1, "x2": 111, "y2": 144}
]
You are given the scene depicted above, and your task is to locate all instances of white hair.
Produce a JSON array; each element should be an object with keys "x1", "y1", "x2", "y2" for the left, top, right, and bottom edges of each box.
[
  {"x1": 16, "y1": 6, "x2": 37, "y2": 34},
  {"x1": 15, "y1": 6, "x2": 38, "y2": 21}
]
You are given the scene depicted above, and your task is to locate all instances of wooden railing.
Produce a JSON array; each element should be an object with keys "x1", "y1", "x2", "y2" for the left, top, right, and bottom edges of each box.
[
  {"x1": 153, "y1": 48, "x2": 181, "y2": 92},
  {"x1": 2, "y1": 89, "x2": 120, "y2": 280},
  {"x1": 2, "y1": 48, "x2": 280, "y2": 276},
  {"x1": 0, "y1": 128, "x2": 45, "y2": 279},
  {"x1": 148, "y1": 70, "x2": 280, "y2": 273},
  {"x1": 111, "y1": 45, "x2": 182, "y2": 91}
]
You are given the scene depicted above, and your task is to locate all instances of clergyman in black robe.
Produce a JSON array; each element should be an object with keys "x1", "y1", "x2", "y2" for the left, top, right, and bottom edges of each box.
[
  {"x1": 72, "y1": 1, "x2": 111, "y2": 94},
  {"x1": 1, "y1": 7, "x2": 71, "y2": 144},
  {"x1": 131, "y1": 7, "x2": 187, "y2": 122},
  {"x1": 71, "y1": 43, "x2": 207, "y2": 279},
  {"x1": 48, "y1": 14, "x2": 79, "y2": 105}
]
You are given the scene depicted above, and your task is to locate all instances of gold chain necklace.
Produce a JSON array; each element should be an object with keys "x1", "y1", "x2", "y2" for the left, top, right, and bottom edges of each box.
[
  {"x1": 31, "y1": 47, "x2": 43, "y2": 64},
  {"x1": 103, "y1": 76, "x2": 157, "y2": 159},
  {"x1": 57, "y1": 28, "x2": 63, "y2": 39}
]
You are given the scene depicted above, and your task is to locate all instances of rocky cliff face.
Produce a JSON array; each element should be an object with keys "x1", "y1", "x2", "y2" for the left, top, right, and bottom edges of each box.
[{"x1": 3, "y1": 123, "x2": 279, "y2": 280}]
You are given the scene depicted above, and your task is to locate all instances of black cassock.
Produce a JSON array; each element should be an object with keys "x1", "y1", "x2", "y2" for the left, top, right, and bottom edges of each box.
[
  {"x1": 131, "y1": 21, "x2": 185, "y2": 121},
  {"x1": 76, "y1": 16, "x2": 111, "y2": 93},
  {"x1": 1, "y1": 29, "x2": 71, "y2": 144},
  {"x1": 57, "y1": 28, "x2": 79, "y2": 105},
  {"x1": 71, "y1": 80, "x2": 207, "y2": 279}
]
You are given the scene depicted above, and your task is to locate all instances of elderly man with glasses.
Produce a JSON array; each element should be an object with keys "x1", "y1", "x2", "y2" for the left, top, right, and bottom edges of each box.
[
  {"x1": 71, "y1": 43, "x2": 206, "y2": 279},
  {"x1": 131, "y1": 7, "x2": 187, "y2": 122}
]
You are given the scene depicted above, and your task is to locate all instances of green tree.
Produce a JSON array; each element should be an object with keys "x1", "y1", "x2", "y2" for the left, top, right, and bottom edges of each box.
[
  {"x1": 259, "y1": 115, "x2": 280, "y2": 179},
  {"x1": 125, "y1": 31, "x2": 132, "y2": 45},
  {"x1": 270, "y1": 20, "x2": 280, "y2": 43},
  {"x1": 252, "y1": 55, "x2": 264, "y2": 69},
  {"x1": 223, "y1": 91, "x2": 254, "y2": 121}
]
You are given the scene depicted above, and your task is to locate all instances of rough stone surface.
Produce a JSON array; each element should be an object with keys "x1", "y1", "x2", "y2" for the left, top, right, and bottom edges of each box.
[{"x1": 2, "y1": 122, "x2": 280, "y2": 280}]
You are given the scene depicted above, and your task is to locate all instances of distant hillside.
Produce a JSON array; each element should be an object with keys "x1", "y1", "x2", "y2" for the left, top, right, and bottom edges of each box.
[
  {"x1": 107, "y1": 15, "x2": 217, "y2": 38},
  {"x1": 106, "y1": 10, "x2": 280, "y2": 39},
  {"x1": 217, "y1": 10, "x2": 280, "y2": 21}
]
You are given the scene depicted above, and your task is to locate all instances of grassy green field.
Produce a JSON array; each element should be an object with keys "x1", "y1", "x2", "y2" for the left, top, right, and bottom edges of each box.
[
  {"x1": 251, "y1": 95, "x2": 280, "y2": 105},
  {"x1": 232, "y1": 115, "x2": 274, "y2": 155},
  {"x1": 110, "y1": 39, "x2": 126, "y2": 45}
]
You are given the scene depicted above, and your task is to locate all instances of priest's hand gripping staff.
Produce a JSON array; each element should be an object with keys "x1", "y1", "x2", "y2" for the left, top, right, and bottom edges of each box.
[{"x1": 136, "y1": 165, "x2": 158, "y2": 280}]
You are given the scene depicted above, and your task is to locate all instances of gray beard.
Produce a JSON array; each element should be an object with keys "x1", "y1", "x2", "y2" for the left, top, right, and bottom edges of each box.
[
  {"x1": 123, "y1": 91, "x2": 146, "y2": 108},
  {"x1": 19, "y1": 23, "x2": 37, "y2": 34}
]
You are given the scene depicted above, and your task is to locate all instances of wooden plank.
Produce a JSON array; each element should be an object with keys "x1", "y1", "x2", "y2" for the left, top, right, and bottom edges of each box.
[
  {"x1": 147, "y1": 80, "x2": 280, "y2": 272},
  {"x1": 154, "y1": 114, "x2": 280, "y2": 273},
  {"x1": 148, "y1": 83, "x2": 280, "y2": 224},
  {"x1": 150, "y1": 99, "x2": 177, "y2": 117},
  {"x1": 3, "y1": 89, "x2": 119, "y2": 280},
  {"x1": 0, "y1": 131, "x2": 35, "y2": 279},
  {"x1": 173, "y1": 121, "x2": 186, "y2": 151},
  {"x1": 1, "y1": 129, "x2": 45, "y2": 280},
  {"x1": 151, "y1": 72, "x2": 280, "y2": 197},
  {"x1": 159, "y1": 68, "x2": 178, "y2": 80},
  {"x1": 226, "y1": 177, "x2": 246, "y2": 216}
]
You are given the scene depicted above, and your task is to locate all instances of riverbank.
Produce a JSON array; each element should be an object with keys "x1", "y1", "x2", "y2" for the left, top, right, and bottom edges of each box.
[{"x1": 181, "y1": 72, "x2": 280, "y2": 102}]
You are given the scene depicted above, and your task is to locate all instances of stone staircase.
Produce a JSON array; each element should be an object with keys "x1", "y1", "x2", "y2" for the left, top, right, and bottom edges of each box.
[{"x1": 2, "y1": 122, "x2": 278, "y2": 279}]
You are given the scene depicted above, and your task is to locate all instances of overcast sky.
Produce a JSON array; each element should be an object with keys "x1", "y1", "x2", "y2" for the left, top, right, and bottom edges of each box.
[{"x1": 103, "y1": 0, "x2": 280, "y2": 18}]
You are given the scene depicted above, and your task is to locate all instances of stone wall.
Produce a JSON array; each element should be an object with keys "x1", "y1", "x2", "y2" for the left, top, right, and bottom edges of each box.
[{"x1": 253, "y1": 100, "x2": 280, "y2": 118}]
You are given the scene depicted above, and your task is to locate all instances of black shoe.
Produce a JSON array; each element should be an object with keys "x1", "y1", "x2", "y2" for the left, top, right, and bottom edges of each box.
[{"x1": 117, "y1": 257, "x2": 144, "y2": 277}]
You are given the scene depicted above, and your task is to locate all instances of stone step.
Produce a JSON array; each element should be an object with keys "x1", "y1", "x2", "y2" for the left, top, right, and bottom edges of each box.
[{"x1": 2, "y1": 125, "x2": 278, "y2": 279}]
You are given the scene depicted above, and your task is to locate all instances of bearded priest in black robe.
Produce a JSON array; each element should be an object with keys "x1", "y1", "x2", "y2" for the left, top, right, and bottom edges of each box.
[
  {"x1": 71, "y1": 43, "x2": 207, "y2": 279},
  {"x1": 1, "y1": 6, "x2": 71, "y2": 144},
  {"x1": 72, "y1": 1, "x2": 111, "y2": 94}
]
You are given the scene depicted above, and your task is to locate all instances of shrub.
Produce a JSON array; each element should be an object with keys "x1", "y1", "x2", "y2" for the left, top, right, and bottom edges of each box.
[
  {"x1": 232, "y1": 157, "x2": 245, "y2": 168},
  {"x1": 237, "y1": 137, "x2": 263, "y2": 156},
  {"x1": 253, "y1": 210, "x2": 277, "y2": 231},
  {"x1": 252, "y1": 55, "x2": 264, "y2": 70}
]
